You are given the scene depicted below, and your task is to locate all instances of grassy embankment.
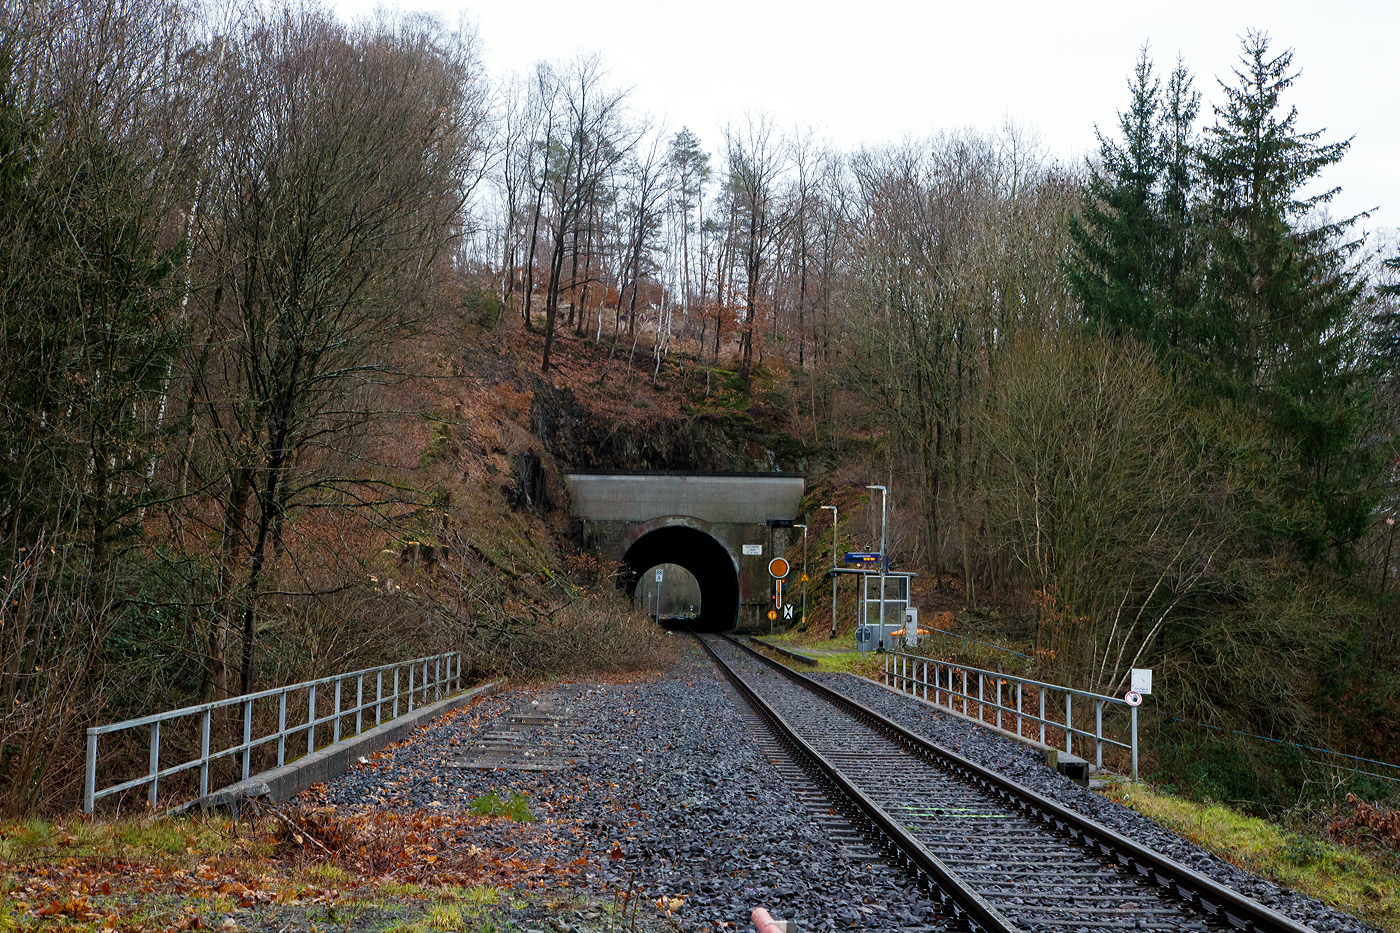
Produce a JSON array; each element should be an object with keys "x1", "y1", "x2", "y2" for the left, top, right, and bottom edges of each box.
[{"x1": 1104, "y1": 782, "x2": 1400, "y2": 932}]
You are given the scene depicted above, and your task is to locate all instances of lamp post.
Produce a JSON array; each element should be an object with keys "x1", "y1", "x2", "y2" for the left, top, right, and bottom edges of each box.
[
  {"x1": 794, "y1": 523, "x2": 808, "y2": 629},
  {"x1": 821, "y1": 505, "x2": 838, "y2": 638},
  {"x1": 866, "y1": 485, "x2": 887, "y2": 647}
]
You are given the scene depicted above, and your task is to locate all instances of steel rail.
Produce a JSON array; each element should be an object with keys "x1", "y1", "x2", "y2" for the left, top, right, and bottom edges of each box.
[
  {"x1": 729, "y1": 634, "x2": 1319, "y2": 933},
  {"x1": 691, "y1": 631, "x2": 1021, "y2": 933}
]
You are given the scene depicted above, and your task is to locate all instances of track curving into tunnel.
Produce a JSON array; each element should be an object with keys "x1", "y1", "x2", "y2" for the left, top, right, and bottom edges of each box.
[{"x1": 622, "y1": 524, "x2": 740, "y2": 631}]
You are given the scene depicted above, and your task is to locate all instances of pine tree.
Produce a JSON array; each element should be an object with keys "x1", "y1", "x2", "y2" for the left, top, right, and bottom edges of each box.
[
  {"x1": 1194, "y1": 31, "x2": 1374, "y2": 562},
  {"x1": 1159, "y1": 58, "x2": 1202, "y2": 342},
  {"x1": 1067, "y1": 47, "x2": 1200, "y2": 352}
]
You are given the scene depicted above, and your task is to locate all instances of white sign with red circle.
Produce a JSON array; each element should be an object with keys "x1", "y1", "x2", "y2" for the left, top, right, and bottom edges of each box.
[{"x1": 1124, "y1": 690, "x2": 1143, "y2": 707}]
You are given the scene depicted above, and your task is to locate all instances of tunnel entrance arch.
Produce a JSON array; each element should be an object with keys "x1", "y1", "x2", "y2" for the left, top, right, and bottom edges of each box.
[
  {"x1": 622, "y1": 517, "x2": 741, "y2": 631},
  {"x1": 563, "y1": 471, "x2": 804, "y2": 633}
]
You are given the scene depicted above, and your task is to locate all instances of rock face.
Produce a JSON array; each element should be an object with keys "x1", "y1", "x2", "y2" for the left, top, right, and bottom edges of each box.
[
  {"x1": 504, "y1": 450, "x2": 548, "y2": 515},
  {"x1": 528, "y1": 378, "x2": 809, "y2": 474}
]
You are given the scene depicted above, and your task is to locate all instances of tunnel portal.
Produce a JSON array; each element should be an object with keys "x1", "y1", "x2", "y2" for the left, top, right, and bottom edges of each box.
[
  {"x1": 623, "y1": 525, "x2": 740, "y2": 631},
  {"x1": 563, "y1": 471, "x2": 805, "y2": 633}
]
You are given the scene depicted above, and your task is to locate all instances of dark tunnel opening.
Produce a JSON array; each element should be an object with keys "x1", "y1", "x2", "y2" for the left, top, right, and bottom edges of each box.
[{"x1": 621, "y1": 525, "x2": 740, "y2": 632}]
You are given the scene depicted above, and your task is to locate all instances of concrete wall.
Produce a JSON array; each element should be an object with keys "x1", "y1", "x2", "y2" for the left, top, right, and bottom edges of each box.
[{"x1": 564, "y1": 472, "x2": 804, "y2": 524}]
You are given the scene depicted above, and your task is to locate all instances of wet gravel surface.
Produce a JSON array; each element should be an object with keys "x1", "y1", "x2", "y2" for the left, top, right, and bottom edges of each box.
[
  {"x1": 316, "y1": 642, "x2": 947, "y2": 932},
  {"x1": 811, "y1": 671, "x2": 1380, "y2": 933}
]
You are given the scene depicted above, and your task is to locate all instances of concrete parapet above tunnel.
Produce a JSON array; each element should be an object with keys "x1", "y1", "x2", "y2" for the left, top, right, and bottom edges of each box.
[{"x1": 563, "y1": 471, "x2": 804, "y2": 524}]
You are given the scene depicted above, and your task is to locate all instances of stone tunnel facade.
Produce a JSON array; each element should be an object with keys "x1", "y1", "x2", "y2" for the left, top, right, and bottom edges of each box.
[{"x1": 562, "y1": 472, "x2": 805, "y2": 632}]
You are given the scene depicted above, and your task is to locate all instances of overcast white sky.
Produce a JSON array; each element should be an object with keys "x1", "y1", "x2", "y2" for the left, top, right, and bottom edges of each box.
[{"x1": 331, "y1": 0, "x2": 1398, "y2": 238}]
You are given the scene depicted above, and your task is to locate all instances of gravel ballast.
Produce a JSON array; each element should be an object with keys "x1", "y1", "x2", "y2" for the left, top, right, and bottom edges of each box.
[{"x1": 314, "y1": 642, "x2": 948, "y2": 932}]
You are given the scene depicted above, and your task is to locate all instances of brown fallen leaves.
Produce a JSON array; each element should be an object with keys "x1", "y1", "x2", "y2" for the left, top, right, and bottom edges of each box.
[
  {"x1": 2, "y1": 801, "x2": 582, "y2": 930},
  {"x1": 1329, "y1": 793, "x2": 1400, "y2": 849},
  {"x1": 274, "y1": 803, "x2": 583, "y2": 889}
]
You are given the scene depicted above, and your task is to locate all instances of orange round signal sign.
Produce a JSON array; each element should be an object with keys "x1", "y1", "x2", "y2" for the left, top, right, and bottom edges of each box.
[
  {"x1": 768, "y1": 609, "x2": 778, "y2": 620},
  {"x1": 768, "y1": 557, "x2": 790, "y2": 578}
]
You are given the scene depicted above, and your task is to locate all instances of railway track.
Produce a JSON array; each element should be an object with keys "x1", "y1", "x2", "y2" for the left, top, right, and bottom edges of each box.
[{"x1": 695, "y1": 632, "x2": 1318, "y2": 933}]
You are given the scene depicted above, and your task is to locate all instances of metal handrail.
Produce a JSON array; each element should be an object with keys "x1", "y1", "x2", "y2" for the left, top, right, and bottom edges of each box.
[
  {"x1": 884, "y1": 649, "x2": 1140, "y2": 780},
  {"x1": 84, "y1": 651, "x2": 463, "y2": 812}
]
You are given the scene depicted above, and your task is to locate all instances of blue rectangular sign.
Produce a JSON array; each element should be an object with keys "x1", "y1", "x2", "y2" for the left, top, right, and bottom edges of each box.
[{"x1": 844, "y1": 552, "x2": 881, "y2": 563}]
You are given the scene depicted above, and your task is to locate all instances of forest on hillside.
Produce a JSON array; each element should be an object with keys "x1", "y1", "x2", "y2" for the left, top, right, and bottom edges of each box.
[{"x1": 3, "y1": 0, "x2": 1400, "y2": 813}]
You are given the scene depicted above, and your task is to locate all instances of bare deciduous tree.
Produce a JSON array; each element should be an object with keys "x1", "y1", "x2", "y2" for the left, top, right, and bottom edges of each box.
[{"x1": 187, "y1": 7, "x2": 490, "y2": 696}]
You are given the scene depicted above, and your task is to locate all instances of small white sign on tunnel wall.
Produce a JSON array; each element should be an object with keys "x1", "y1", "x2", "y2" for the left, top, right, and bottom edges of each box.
[{"x1": 742, "y1": 544, "x2": 763, "y2": 555}]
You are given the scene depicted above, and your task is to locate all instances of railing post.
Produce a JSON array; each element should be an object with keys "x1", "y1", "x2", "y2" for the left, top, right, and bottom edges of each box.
[
  {"x1": 1095, "y1": 700, "x2": 1104, "y2": 771},
  {"x1": 242, "y1": 698, "x2": 253, "y2": 781},
  {"x1": 408, "y1": 664, "x2": 415, "y2": 712},
  {"x1": 333, "y1": 678, "x2": 342, "y2": 745},
  {"x1": 961, "y1": 668, "x2": 968, "y2": 715},
  {"x1": 200, "y1": 708, "x2": 212, "y2": 798},
  {"x1": 149, "y1": 720, "x2": 161, "y2": 809},
  {"x1": 1065, "y1": 692, "x2": 1073, "y2": 755},
  {"x1": 978, "y1": 672, "x2": 984, "y2": 722},
  {"x1": 435, "y1": 657, "x2": 441, "y2": 702},
  {"x1": 922, "y1": 660, "x2": 928, "y2": 700},
  {"x1": 1131, "y1": 704, "x2": 1139, "y2": 782},
  {"x1": 84, "y1": 730, "x2": 98, "y2": 814},
  {"x1": 308, "y1": 684, "x2": 317, "y2": 756},
  {"x1": 376, "y1": 671, "x2": 383, "y2": 725},
  {"x1": 996, "y1": 677, "x2": 1002, "y2": 730},
  {"x1": 1016, "y1": 682, "x2": 1023, "y2": 739},
  {"x1": 356, "y1": 674, "x2": 364, "y2": 735},
  {"x1": 277, "y1": 692, "x2": 287, "y2": 767},
  {"x1": 1040, "y1": 687, "x2": 1046, "y2": 745},
  {"x1": 393, "y1": 668, "x2": 400, "y2": 719}
]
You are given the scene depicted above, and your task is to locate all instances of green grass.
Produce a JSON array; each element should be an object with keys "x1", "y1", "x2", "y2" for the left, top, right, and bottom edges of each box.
[
  {"x1": 749, "y1": 635, "x2": 886, "y2": 678},
  {"x1": 468, "y1": 790, "x2": 535, "y2": 822},
  {"x1": 1104, "y1": 781, "x2": 1400, "y2": 931},
  {"x1": 382, "y1": 889, "x2": 517, "y2": 933},
  {"x1": 0, "y1": 813, "x2": 245, "y2": 862}
]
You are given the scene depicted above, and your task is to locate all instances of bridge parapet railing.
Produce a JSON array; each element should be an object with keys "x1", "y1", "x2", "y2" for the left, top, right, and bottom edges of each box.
[
  {"x1": 883, "y1": 649, "x2": 1140, "y2": 781},
  {"x1": 84, "y1": 652, "x2": 463, "y2": 813}
]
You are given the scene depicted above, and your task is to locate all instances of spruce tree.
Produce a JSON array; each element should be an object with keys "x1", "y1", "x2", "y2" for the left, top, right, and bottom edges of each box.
[
  {"x1": 1068, "y1": 47, "x2": 1163, "y2": 342},
  {"x1": 1067, "y1": 48, "x2": 1200, "y2": 353},
  {"x1": 1159, "y1": 58, "x2": 1202, "y2": 343},
  {"x1": 1194, "y1": 31, "x2": 1374, "y2": 563}
]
